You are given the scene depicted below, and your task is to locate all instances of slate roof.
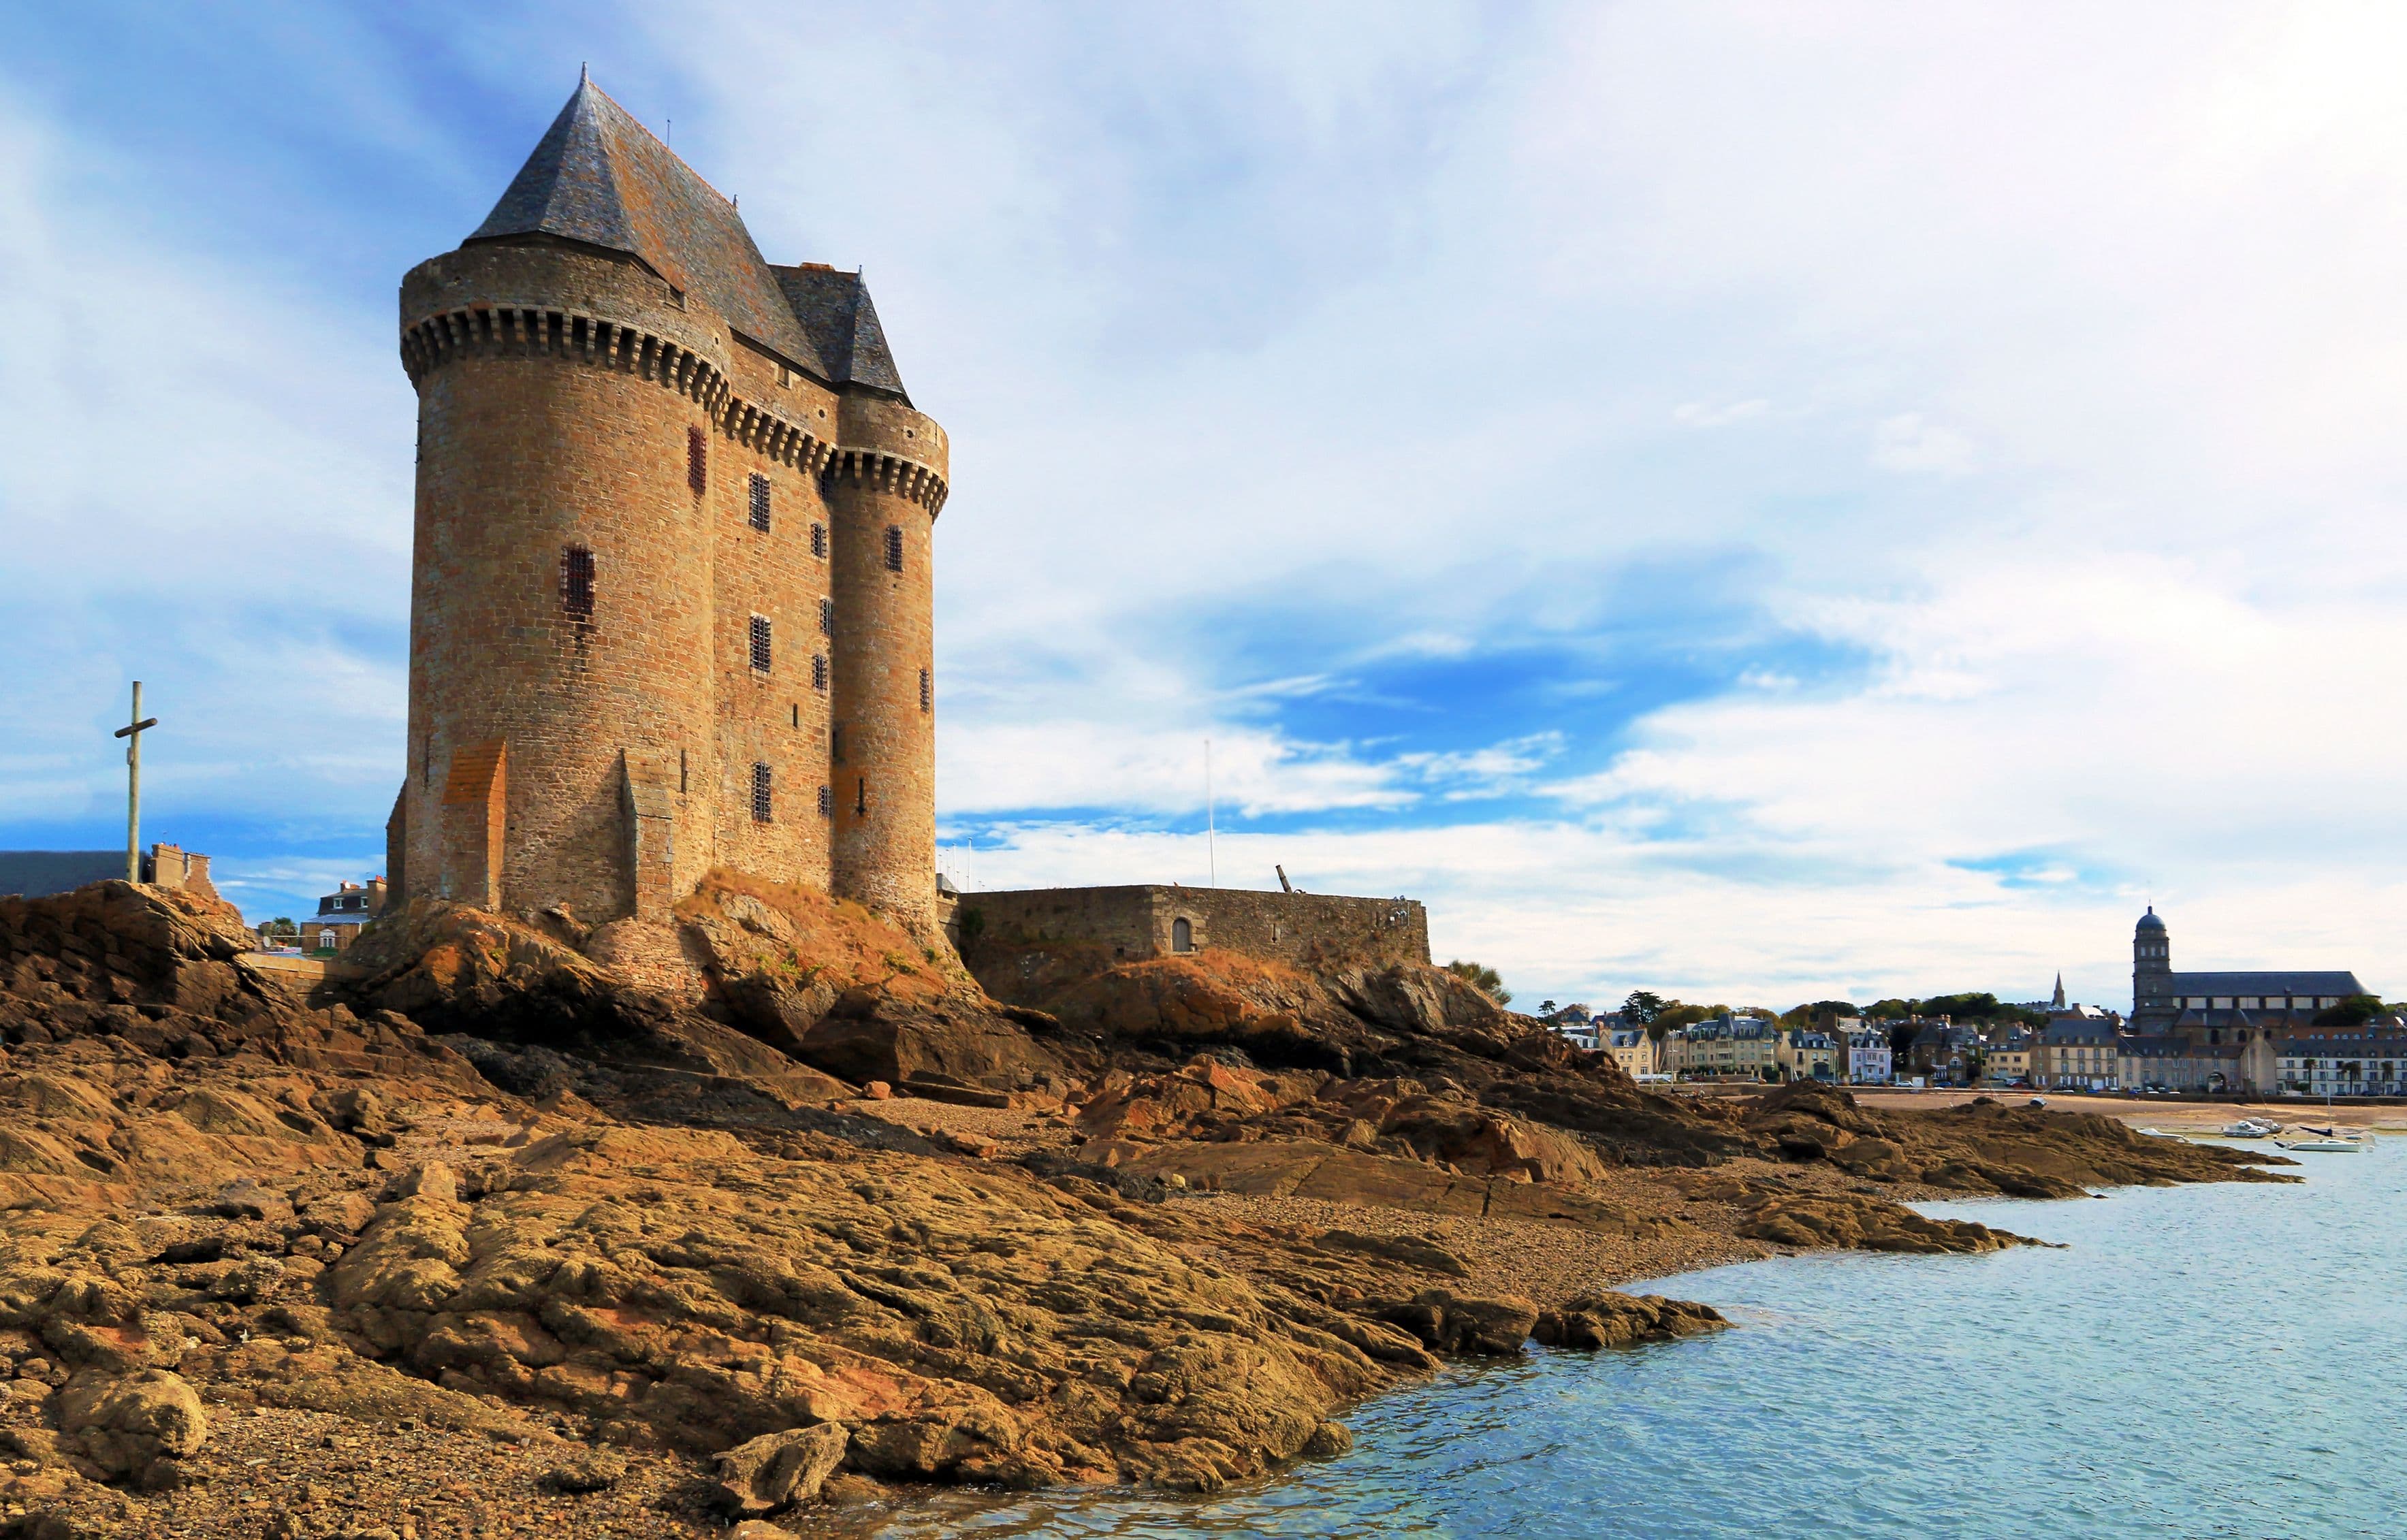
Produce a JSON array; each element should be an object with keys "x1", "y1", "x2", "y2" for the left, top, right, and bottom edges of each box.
[
  {"x1": 2166, "y1": 972, "x2": 2367, "y2": 997},
  {"x1": 468, "y1": 78, "x2": 910, "y2": 399},
  {"x1": 0, "y1": 851, "x2": 123, "y2": 899},
  {"x1": 774, "y1": 265, "x2": 910, "y2": 400}
]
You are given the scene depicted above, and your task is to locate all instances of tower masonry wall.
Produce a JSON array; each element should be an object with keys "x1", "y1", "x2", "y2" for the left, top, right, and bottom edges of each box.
[
  {"x1": 960, "y1": 886, "x2": 1431, "y2": 971},
  {"x1": 402, "y1": 244, "x2": 720, "y2": 922},
  {"x1": 829, "y1": 393, "x2": 949, "y2": 933},
  {"x1": 397, "y1": 237, "x2": 951, "y2": 925}
]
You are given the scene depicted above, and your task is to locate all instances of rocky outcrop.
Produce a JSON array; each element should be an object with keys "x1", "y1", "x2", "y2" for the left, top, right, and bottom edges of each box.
[
  {"x1": 1740, "y1": 1082, "x2": 2284, "y2": 1196},
  {"x1": 0, "y1": 880, "x2": 2303, "y2": 1536},
  {"x1": 1533, "y1": 1292, "x2": 1729, "y2": 1350}
]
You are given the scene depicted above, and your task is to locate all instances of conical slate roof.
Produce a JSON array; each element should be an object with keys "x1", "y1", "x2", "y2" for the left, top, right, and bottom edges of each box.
[
  {"x1": 469, "y1": 78, "x2": 908, "y2": 398},
  {"x1": 773, "y1": 264, "x2": 909, "y2": 401}
]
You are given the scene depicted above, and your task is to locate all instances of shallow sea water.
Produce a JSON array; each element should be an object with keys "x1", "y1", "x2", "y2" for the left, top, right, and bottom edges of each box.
[{"x1": 859, "y1": 1139, "x2": 2403, "y2": 1539}]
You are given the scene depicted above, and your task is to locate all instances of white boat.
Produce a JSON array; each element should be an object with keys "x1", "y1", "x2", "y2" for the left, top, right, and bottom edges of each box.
[
  {"x1": 2222, "y1": 1118, "x2": 2280, "y2": 1138},
  {"x1": 2276, "y1": 1136, "x2": 2365, "y2": 1153}
]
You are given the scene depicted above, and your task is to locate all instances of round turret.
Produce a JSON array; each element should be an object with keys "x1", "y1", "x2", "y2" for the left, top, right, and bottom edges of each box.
[{"x1": 827, "y1": 393, "x2": 949, "y2": 932}]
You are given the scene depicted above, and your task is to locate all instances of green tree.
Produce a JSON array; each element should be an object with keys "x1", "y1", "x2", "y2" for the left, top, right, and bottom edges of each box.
[
  {"x1": 2314, "y1": 994, "x2": 2385, "y2": 1027},
  {"x1": 260, "y1": 917, "x2": 298, "y2": 937},
  {"x1": 1444, "y1": 960, "x2": 1511, "y2": 1006},
  {"x1": 1864, "y1": 998, "x2": 1917, "y2": 1021},
  {"x1": 1622, "y1": 990, "x2": 1668, "y2": 1025}
]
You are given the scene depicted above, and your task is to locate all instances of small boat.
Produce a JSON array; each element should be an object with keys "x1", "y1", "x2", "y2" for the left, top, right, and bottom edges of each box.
[
  {"x1": 2222, "y1": 1118, "x2": 2280, "y2": 1138},
  {"x1": 2138, "y1": 1127, "x2": 2186, "y2": 1139},
  {"x1": 2276, "y1": 1136, "x2": 2365, "y2": 1153}
]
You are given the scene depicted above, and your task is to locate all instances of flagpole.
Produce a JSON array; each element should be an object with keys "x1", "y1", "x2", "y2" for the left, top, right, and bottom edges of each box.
[{"x1": 1205, "y1": 738, "x2": 1216, "y2": 889}]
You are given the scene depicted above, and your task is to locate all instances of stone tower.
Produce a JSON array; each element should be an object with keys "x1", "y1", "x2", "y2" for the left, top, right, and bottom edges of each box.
[
  {"x1": 386, "y1": 78, "x2": 948, "y2": 933},
  {"x1": 2132, "y1": 907, "x2": 2171, "y2": 1019}
]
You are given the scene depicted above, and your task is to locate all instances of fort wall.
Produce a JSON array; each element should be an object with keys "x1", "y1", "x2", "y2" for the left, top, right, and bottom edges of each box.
[{"x1": 960, "y1": 886, "x2": 1431, "y2": 972}]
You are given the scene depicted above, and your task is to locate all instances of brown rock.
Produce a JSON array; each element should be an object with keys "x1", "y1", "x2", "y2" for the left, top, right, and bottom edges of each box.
[
  {"x1": 544, "y1": 1447, "x2": 626, "y2": 1492},
  {"x1": 1373, "y1": 1290, "x2": 1537, "y2": 1355},
  {"x1": 712, "y1": 1422, "x2": 848, "y2": 1513},
  {"x1": 1533, "y1": 1292, "x2": 1727, "y2": 1349},
  {"x1": 57, "y1": 1368, "x2": 208, "y2": 1478}
]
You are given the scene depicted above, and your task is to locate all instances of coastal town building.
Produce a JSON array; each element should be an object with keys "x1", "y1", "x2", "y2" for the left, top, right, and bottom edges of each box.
[
  {"x1": 2033, "y1": 1011, "x2": 2120, "y2": 1091},
  {"x1": 2129, "y1": 908, "x2": 2366, "y2": 1031},
  {"x1": 2278, "y1": 1035, "x2": 2407, "y2": 1097},
  {"x1": 1982, "y1": 1031, "x2": 2034, "y2": 1088},
  {"x1": 296, "y1": 878, "x2": 389, "y2": 954},
  {"x1": 1908, "y1": 1022, "x2": 1981, "y2": 1085},
  {"x1": 1777, "y1": 1029, "x2": 1837, "y2": 1082},
  {"x1": 1842, "y1": 1028, "x2": 1892, "y2": 1085},
  {"x1": 1607, "y1": 1027, "x2": 1657, "y2": 1079},
  {"x1": 1669, "y1": 1016, "x2": 1779, "y2": 1081}
]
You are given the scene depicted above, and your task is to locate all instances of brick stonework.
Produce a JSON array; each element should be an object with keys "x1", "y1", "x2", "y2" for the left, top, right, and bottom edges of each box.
[
  {"x1": 961, "y1": 886, "x2": 1431, "y2": 970},
  {"x1": 392, "y1": 239, "x2": 946, "y2": 930}
]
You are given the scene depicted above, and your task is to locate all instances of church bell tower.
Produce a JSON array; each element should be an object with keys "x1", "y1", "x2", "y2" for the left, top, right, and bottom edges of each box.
[{"x1": 2133, "y1": 908, "x2": 2172, "y2": 1020}]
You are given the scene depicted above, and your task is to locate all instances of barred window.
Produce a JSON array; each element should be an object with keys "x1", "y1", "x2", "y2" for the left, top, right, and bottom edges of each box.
[
  {"x1": 687, "y1": 426, "x2": 707, "y2": 494},
  {"x1": 812, "y1": 654, "x2": 829, "y2": 692},
  {"x1": 884, "y1": 524, "x2": 904, "y2": 572},
  {"x1": 750, "y1": 763, "x2": 773, "y2": 822},
  {"x1": 748, "y1": 473, "x2": 771, "y2": 532},
  {"x1": 810, "y1": 522, "x2": 827, "y2": 559},
  {"x1": 748, "y1": 614, "x2": 772, "y2": 673},
  {"x1": 818, "y1": 597, "x2": 833, "y2": 637},
  {"x1": 560, "y1": 545, "x2": 595, "y2": 620},
  {"x1": 817, "y1": 784, "x2": 833, "y2": 818},
  {"x1": 919, "y1": 667, "x2": 931, "y2": 712}
]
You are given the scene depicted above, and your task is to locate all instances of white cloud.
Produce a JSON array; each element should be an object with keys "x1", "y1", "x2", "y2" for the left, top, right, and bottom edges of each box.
[
  {"x1": 1869, "y1": 413, "x2": 1977, "y2": 475},
  {"x1": 10, "y1": 2, "x2": 2407, "y2": 1006}
]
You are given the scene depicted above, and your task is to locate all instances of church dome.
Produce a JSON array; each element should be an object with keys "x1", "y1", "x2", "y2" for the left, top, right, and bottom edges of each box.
[{"x1": 2135, "y1": 908, "x2": 2165, "y2": 933}]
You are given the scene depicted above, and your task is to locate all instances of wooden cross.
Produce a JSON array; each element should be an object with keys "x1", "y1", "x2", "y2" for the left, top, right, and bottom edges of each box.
[{"x1": 112, "y1": 681, "x2": 158, "y2": 884}]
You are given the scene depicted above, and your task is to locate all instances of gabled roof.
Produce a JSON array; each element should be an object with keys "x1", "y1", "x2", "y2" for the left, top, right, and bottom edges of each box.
[
  {"x1": 468, "y1": 78, "x2": 833, "y2": 381},
  {"x1": 2167, "y1": 971, "x2": 2367, "y2": 997},
  {"x1": 774, "y1": 265, "x2": 910, "y2": 401}
]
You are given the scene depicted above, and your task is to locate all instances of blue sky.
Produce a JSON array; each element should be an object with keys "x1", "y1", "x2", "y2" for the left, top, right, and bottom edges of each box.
[{"x1": 6, "y1": 2, "x2": 2406, "y2": 1012}]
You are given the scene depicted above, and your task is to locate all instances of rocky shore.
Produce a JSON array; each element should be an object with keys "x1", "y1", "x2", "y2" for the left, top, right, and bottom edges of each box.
[{"x1": 0, "y1": 880, "x2": 2286, "y2": 1537}]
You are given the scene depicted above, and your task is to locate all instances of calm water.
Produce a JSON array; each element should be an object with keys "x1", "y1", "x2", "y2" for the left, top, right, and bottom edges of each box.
[{"x1": 861, "y1": 1140, "x2": 2404, "y2": 1539}]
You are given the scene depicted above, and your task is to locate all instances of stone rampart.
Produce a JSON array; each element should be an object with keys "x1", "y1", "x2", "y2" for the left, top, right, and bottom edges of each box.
[{"x1": 961, "y1": 885, "x2": 1430, "y2": 971}]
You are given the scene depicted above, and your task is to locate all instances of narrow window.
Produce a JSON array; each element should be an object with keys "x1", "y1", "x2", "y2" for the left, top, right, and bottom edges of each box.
[
  {"x1": 812, "y1": 654, "x2": 829, "y2": 692},
  {"x1": 687, "y1": 426, "x2": 707, "y2": 494},
  {"x1": 749, "y1": 614, "x2": 773, "y2": 673},
  {"x1": 750, "y1": 763, "x2": 773, "y2": 822},
  {"x1": 884, "y1": 524, "x2": 904, "y2": 572},
  {"x1": 831, "y1": 724, "x2": 845, "y2": 763},
  {"x1": 678, "y1": 748, "x2": 687, "y2": 795},
  {"x1": 818, "y1": 597, "x2": 833, "y2": 637},
  {"x1": 817, "y1": 784, "x2": 833, "y2": 818},
  {"x1": 919, "y1": 667, "x2": 931, "y2": 713},
  {"x1": 561, "y1": 545, "x2": 595, "y2": 619},
  {"x1": 855, "y1": 775, "x2": 867, "y2": 816},
  {"x1": 791, "y1": 703, "x2": 799, "y2": 728},
  {"x1": 810, "y1": 522, "x2": 827, "y2": 559},
  {"x1": 748, "y1": 472, "x2": 771, "y2": 532}
]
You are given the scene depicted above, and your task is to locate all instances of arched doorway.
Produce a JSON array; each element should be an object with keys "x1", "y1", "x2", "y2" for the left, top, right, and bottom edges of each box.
[{"x1": 1171, "y1": 917, "x2": 1194, "y2": 953}]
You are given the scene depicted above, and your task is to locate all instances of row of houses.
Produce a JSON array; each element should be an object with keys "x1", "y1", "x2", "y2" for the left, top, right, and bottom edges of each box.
[
  {"x1": 1559, "y1": 1006, "x2": 2407, "y2": 1097},
  {"x1": 1567, "y1": 1015, "x2": 1894, "y2": 1085}
]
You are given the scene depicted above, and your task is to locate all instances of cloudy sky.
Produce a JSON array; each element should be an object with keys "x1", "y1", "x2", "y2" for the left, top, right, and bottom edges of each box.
[{"x1": 5, "y1": 2, "x2": 2403, "y2": 1011}]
